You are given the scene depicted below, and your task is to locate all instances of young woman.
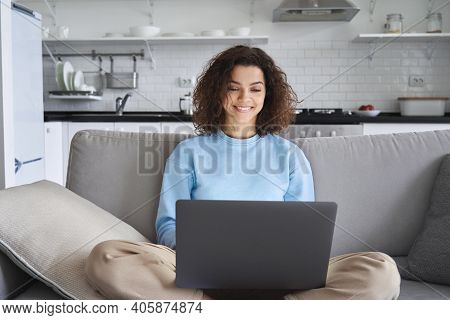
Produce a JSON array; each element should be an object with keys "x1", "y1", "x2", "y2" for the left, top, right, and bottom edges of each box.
[{"x1": 85, "y1": 46, "x2": 400, "y2": 300}]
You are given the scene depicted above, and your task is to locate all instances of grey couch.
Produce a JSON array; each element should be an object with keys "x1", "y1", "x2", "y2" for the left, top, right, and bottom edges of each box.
[{"x1": 2, "y1": 129, "x2": 450, "y2": 300}]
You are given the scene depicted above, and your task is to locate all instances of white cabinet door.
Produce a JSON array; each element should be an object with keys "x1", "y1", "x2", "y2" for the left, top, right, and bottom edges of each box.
[
  {"x1": 363, "y1": 123, "x2": 450, "y2": 135},
  {"x1": 161, "y1": 122, "x2": 195, "y2": 134},
  {"x1": 44, "y1": 122, "x2": 64, "y2": 186},
  {"x1": 114, "y1": 122, "x2": 161, "y2": 133},
  {"x1": 65, "y1": 122, "x2": 114, "y2": 186}
]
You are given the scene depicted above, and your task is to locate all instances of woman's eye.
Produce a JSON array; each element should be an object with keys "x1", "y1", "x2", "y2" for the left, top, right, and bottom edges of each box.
[{"x1": 227, "y1": 87, "x2": 263, "y2": 92}]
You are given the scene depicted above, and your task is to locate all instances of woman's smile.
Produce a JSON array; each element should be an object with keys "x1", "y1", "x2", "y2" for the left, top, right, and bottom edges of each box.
[{"x1": 233, "y1": 105, "x2": 254, "y2": 113}]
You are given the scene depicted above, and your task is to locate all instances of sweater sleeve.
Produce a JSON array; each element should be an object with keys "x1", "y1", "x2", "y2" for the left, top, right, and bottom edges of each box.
[
  {"x1": 284, "y1": 145, "x2": 315, "y2": 202},
  {"x1": 155, "y1": 143, "x2": 195, "y2": 249}
]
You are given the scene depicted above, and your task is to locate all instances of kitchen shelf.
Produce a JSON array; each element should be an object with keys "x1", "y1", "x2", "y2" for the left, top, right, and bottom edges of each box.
[
  {"x1": 42, "y1": 36, "x2": 269, "y2": 46},
  {"x1": 48, "y1": 93, "x2": 103, "y2": 101},
  {"x1": 354, "y1": 33, "x2": 450, "y2": 42}
]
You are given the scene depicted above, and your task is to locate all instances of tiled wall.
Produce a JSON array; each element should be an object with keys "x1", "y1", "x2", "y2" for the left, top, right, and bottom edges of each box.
[{"x1": 43, "y1": 39, "x2": 450, "y2": 112}]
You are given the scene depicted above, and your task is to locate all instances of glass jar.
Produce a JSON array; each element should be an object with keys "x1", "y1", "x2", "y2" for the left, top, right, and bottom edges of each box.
[
  {"x1": 427, "y1": 13, "x2": 442, "y2": 33},
  {"x1": 384, "y1": 14, "x2": 403, "y2": 33}
]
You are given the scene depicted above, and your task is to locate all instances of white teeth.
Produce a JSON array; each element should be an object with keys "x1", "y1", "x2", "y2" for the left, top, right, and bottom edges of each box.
[{"x1": 235, "y1": 106, "x2": 252, "y2": 112}]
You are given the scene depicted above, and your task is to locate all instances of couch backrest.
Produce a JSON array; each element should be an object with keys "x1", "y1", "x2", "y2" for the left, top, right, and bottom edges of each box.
[
  {"x1": 67, "y1": 129, "x2": 450, "y2": 256},
  {"x1": 297, "y1": 130, "x2": 450, "y2": 256},
  {"x1": 66, "y1": 130, "x2": 191, "y2": 243}
]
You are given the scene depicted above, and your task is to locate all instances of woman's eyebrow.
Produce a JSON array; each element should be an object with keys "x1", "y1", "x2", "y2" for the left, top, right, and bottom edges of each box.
[{"x1": 229, "y1": 80, "x2": 264, "y2": 85}]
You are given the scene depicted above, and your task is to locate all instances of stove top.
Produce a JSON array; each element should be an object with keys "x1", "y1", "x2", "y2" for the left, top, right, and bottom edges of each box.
[{"x1": 294, "y1": 108, "x2": 348, "y2": 116}]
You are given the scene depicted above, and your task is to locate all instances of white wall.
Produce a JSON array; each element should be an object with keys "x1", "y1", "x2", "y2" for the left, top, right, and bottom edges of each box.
[
  {"x1": 17, "y1": 0, "x2": 450, "y2": 39},
  {"x1": 16, "y1": 0, "x2": 450, "y2": 113}
]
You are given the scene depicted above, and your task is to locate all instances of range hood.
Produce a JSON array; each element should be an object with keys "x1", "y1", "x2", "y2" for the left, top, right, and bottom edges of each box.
[{"x1": 273, "y1": 0, "x2": 360, "y2": 22}]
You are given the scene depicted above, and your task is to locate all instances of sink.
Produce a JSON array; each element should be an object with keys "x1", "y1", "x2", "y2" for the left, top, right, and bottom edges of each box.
[
  {"x1": 121, "y1": 111, "x2": 185, "y2": 116},
  {"x1": 72, "y1": 112, "x2": 117, "y2": 116}
]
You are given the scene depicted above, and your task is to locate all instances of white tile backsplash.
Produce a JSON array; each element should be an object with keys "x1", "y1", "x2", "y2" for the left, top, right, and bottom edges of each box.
[{"x1": 43, "y1": 40, "x2": 450, "y2": 113}]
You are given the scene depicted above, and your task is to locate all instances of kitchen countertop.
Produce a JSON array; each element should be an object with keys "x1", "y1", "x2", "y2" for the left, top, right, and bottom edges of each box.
[{"x1": 43, "y1": 111, "x2": 450, "y2": 124}]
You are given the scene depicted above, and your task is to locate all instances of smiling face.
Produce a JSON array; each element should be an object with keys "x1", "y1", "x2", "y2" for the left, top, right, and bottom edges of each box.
[{"x1": 222, "y1": 65, "x2": 266, "y2": 133}]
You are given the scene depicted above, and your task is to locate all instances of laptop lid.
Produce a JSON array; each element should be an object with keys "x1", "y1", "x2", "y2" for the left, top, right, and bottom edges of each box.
[{"x1": 176, "y1": 200, "x2": 337, "y2": 290}]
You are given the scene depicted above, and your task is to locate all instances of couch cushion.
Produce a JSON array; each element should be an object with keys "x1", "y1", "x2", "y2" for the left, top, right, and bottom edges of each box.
[
  {"x1": 407, "y1": 154, "x2": 450, "y2": 285},
  {"x1": 368, "y1": 256, "x2": 449, "y2": 299},
  {"x1": 67, "y1": 130, "x2": 192, "y2": 242},
  {"x1": 0, "y1": 180, "x2": 147, "y2": 299},
  {"x1": 398, "y1": 279, "x2": 450, "y2": 300},
  {"x1": 296, "y1": 130, "x2": 450, "y2": 257}
]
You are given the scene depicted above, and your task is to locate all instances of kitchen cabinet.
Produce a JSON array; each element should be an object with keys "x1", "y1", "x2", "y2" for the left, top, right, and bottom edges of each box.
[
  {"x1": 44, "y1": 122, "x2": 64, "y2": 185},
  {"x1": 161, "y1": 122, "x2": 196, "y2": 134},
  {"x1": 363, "y1": 123, "x2": 450, "y2": 135},
  {"x1": 114, "y1": 122, "x2": 161, "y2": 134}
]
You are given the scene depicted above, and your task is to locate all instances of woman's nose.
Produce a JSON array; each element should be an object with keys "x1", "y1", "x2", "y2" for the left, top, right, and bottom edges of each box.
[{"x1": 238, "y1": 89, "x2": 251, "y2": 100}]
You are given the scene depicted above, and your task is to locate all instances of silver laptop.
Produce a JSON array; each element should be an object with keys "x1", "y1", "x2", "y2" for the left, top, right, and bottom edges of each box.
[{"x1": 176, "y1": 200, "x2": 337, "y2": 290}]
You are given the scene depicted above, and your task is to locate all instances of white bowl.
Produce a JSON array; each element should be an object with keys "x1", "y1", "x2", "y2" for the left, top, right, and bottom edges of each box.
[
  {"x1": 200, "y1": 29, "x2": 225, "y2": 37},
  {"x1": 353, "y1": 110, "x2": 381, "y2": 117},
  {"x1": 227, "y1": 27, "x2": 251, "y2": 36},
  {"x1": 129, "y1": 26, "x2": 160, "y2": 37}
]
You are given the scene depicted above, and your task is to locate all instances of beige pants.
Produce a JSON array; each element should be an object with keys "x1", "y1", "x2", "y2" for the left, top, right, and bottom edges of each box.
[{"x1": 85, "y1": 240, "x2": 401, "y2": 300}]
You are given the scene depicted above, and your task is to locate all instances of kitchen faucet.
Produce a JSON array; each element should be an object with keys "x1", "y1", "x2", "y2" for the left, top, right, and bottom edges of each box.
[{"x1": 115, "y1": 93, "x2": 133, "y2": 115}]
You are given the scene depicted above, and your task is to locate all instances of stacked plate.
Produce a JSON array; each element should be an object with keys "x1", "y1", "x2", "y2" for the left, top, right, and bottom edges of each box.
[{"x1": 55, "y1": 61, "x2": 95, "y2": 92}]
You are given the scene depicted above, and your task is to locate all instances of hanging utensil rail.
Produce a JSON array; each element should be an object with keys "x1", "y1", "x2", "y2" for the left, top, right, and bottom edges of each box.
[{"x1": 42, "y1": 49, "x2": 145, "y2": 60}]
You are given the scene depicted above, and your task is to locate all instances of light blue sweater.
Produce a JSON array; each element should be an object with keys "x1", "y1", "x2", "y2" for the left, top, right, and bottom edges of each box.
[{"x1": 155, "y1": 130, "x2": 315, "y2": 249}]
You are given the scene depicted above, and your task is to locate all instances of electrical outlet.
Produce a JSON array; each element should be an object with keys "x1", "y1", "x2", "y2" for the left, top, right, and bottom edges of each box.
[
  {"x1": 178, "y1": 76, "x2": 196, "y2": 88},
  {"x1": 409, "y1": 75, "x2": 425, "y2": 87}
]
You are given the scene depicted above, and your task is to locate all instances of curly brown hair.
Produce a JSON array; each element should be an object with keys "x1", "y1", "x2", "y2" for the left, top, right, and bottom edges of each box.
[{"x1": 192, "y1": 45, "x2": 297, "y2": 136}]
